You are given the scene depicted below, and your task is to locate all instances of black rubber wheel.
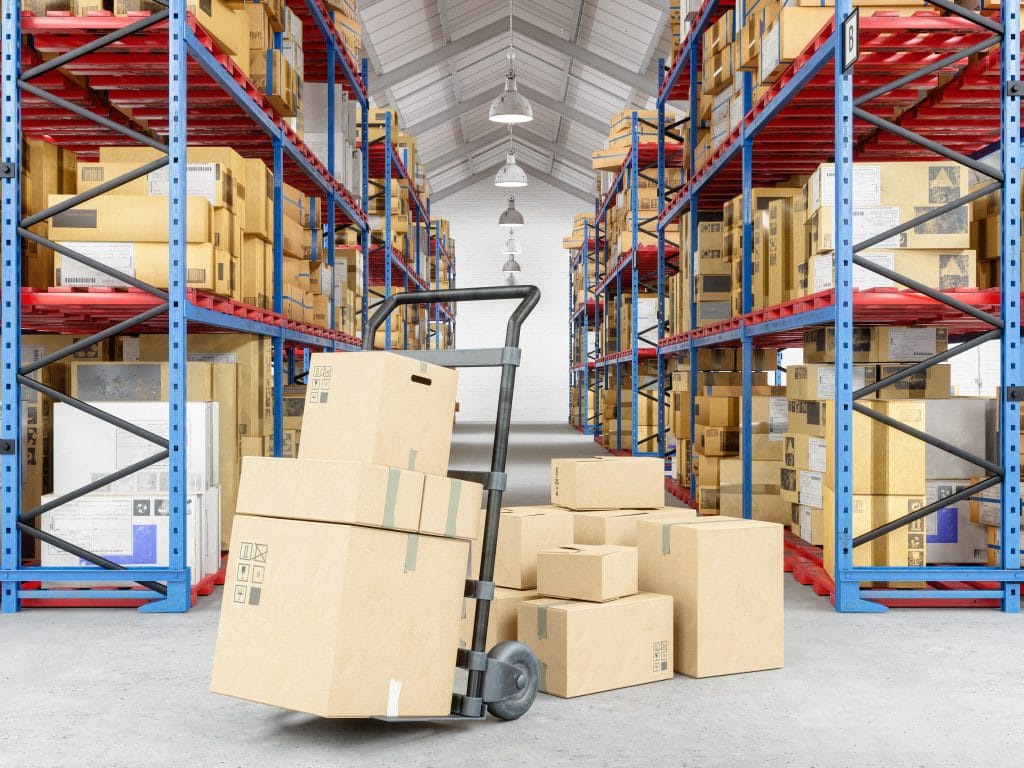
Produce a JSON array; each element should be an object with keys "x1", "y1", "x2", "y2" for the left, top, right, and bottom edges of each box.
[{"x1": 485, "y1": 641, "x2": 539, "y2": 721}]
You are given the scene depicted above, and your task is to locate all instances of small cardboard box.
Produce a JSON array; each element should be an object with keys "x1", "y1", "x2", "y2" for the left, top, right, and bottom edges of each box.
[
  {"x1": 695, "y1": 424, "x2": 740, "y2": 456},
  {"x1": 802, "y1": 326, "x2": 948, "y2": 364},
  {"x1": 694, "y1": 395, "x2": 740, "y2": 426},
  {"x1": 550, "y1": 457, "x2": 664, "y2": 511},
  {"x1": 573, "y1": 509, "x2": 676, "y2": 547},
  {"x1": 48, "y1": 194, "x2": 212, "y2": 243},
  {"x1": 299, "y1": 352, "x2": 457, "y2": 476},
  {"x1": 211, "y1": 517, "x2": 468, "y2": 717},
  {"x1": 495, "y1": 506, "x2": 574, "y2": 589},
  {"x1": 786, "y1": 399, "x2": 828, "y2": 438},
  {"x1": 786, "y1": 363, "x2": 876, "y2": 401},
  {"x1": 518, "y1": 593, "x2": 674, "y2": 697},
  {"x1": 636, "y1": 515, "x2": 784, "y2": 677},
  {"x1": 420, "y1": 475, "x2": 484, "y2": 540},
  {"x1": 536, "y1": 545, "x2": 639, "y2": 603}
]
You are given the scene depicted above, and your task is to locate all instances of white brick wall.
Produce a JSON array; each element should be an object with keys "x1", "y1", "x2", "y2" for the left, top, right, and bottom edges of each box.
[{"x1": 433, "y1": 177, "x2": 585, "y2": 422}]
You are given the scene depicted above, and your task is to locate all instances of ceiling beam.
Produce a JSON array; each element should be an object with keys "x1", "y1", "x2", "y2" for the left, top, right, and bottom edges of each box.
[
  {"x1": 371, "y1": 18, "x2": 507, "y2": 93},
  {"x1": 431, "y1": 162, "x2": 591, "y2": 203},
  {"x1": 404, "y1": 90, "x2": 495, "y2": 135},
  {"x1": 512, "y1": 17, "x2": 657, "y2": 96},
  {"x1": 517, "y1": 85, "x2": 606, "y2": 135},
  {"x1": 425, "y1": 126, "x2": 592, "y2": 176},
  {"x1": 369, "y1": 15, "x2": 658, "y2": 99}
]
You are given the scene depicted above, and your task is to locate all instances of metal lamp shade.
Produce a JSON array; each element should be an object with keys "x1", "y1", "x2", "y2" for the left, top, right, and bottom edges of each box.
[
  {"x1": 502, "y1": 256, "x2": 522, "y2": 272},
  {"x1": 502, "y1": 234, "x2": 522, "y2": 255},
  {"x1": 498, "y1": 196, "x2": 525, "y2": 227},
  {"x1": 495, "y1": 149, "x2": 528, "y2": 188},
  {"x1": 489, "y1": 74, "x2": 533, "y2": 124}
]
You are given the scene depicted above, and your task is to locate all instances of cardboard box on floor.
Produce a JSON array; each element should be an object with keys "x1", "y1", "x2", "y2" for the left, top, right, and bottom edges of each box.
[
  {"x1": 537, "y1": 545, "x2": 638, "y2": 603},
  {"x1": 550, "y1": 457, "x2": 663, "y2": 510},
  {"x1": 460, "y1": 586, "x2": 540, "y2": 650},
  {"x1": 573, "y1": 507, "x2": 693, "y2": 547},
  {"x1": 518, "y1": 593, "x2": 674, "y2": 698},
  {"x1": 212, "y1": 516, "x2": 468, "y2": 717},
  {"x1": 495, "y1": 506, "x2": 574, "y2": 589},
  {"x1": 300, "y1": 352, "x2": 457, "y2": 476},
  {"x1": 636, "y1": 513, "x2": 784, "y2": 678}
]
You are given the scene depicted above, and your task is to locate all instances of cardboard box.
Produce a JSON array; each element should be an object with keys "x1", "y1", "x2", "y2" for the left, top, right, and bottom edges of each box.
[
  {"x1": 636, "y1": 515, "x2": 783, "y2": 677},
  {"x1": 459, "y1": 587, "x2": 540, "y2": 650},
  {"x1": 779, "y1": 468, "x2": 823, "y2": 508},
  {"x1": 495, "y1": 506, "x2": 574, "y2": 589},
  {"x1": 518, "y1": 593, "x2": 674, "y2": 697},
  {"x1": 743, "y1": 432, "x2": 785, "y2": 461},
  {"x1": 802, "y1": 326, "x2": 949, "y2": 363},
  {"x1": 420, "y1": 474, "x2": 485, "y2": 540},
  {"x1": 787, "y1": 399, "x2": 828, "y2": 438},
  {"x1": 573, "y1": 509, "x2": 681, "y2": 547},
  {"x1": 299, "y1": 352, "x2": 457, "y2": 476},
  {"x1": 924, "y1": 398, "x2": 993, "y2": 479},
  {"x1": 809, "y1": 249, "x2": 976, "y2": 292},
  {"x1": 694, "y1": 395, "x2": 739, "y2": 427},
  {"x1": 211, "y1": 517, "x2": 468, "y2": 717},
  {"x1": 550, "y1": 457, "x2": 663, "y2": 511},
  {"x1": 875, "y1": 364, "x2": 951, "y2": 399},
  {"x1": 784, "y1": 433, "x2": 827, "y2": 472},
  {"x1": 786, "y1": 364, "x2": 874, "y2": 401},
  {"x1": 55, "y1": 241, "x2": 216, "y2": 291},
  {"x1": 695, "y1": 424, "x2": 739, "y2": 456},
  {"x1": 760, "y1": 8, "x2": 836, "y2": 83},
  {"x1": 536, "y1": 545, "x2": 639, "y2": 603},
  {"x1": 925, "y1": 479, "x2": 988, "y2": 564},
  {"x1": 48, "y1": 194, "x2": 211, "y2": 243}
]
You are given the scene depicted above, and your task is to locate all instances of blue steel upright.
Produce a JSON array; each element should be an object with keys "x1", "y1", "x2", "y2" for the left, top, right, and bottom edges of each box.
[
  {"x1": 998, "y1": 0, "x2": 1022, "y2": 611},
  {"x1": 1, "y1": 0, "x2": 23, "y2": 613},
  {"x1": 656, "y1": 60, "x2": 668, "y2": 462},
  {"x1": 740, "y1": 70, "x2": 754, "y2": 520},
  {"x1": 629, "y1": 111, "x2": 641, "y2": 455},
  {"x1": 272, "y1": 139, "x2": 285, "y2": 458}
]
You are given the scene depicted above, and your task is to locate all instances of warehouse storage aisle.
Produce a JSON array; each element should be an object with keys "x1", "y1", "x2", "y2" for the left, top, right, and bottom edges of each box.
[{"x1": 2, "y1": 424, "x2": 1021, "y2": 768}]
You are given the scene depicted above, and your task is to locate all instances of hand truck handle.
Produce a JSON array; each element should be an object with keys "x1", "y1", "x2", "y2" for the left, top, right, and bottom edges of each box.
[{"x1": 361, "y1": 285, "x2": 542, "y2": 351}]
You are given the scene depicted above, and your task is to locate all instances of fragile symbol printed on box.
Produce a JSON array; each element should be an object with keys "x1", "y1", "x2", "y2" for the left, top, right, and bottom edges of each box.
[
  {"x1": 307, "y1": 365, "x2": 333, "y2": 404},
  {"x1": 236, "y1": 542, "x2": 269, "y2": 606},
  {"x1": 652, "y1": 640, "x2": 669, "y2": 672}
]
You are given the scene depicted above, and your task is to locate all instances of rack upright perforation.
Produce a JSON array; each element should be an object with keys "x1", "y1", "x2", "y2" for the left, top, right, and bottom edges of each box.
[
  {"x1": 0, "y1": 0, "x2": 370, "y2": 612},
  {"x1": 656, "y1": 0, "x2": 1022, "y2": 611},
  {"x1": 591, "y1": 113, "x2": 683, "y2": 456}
]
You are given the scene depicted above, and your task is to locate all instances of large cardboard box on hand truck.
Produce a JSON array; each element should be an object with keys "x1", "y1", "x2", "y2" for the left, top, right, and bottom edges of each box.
[
  {"x1": 299, "y1": 352, "x2": 458, "y2": 476},
  {"x1": 212, "y1": 515, "x2": 469, "y2": 717}
]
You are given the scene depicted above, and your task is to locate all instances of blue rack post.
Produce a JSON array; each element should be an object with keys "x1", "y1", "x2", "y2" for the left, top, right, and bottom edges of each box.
[{"x1": 629, "y1": 112, "x2": 641, "y2": 456}]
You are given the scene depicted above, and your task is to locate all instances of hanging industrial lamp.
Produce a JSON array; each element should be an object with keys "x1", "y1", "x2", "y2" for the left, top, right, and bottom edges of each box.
[
  {"x1": 498, "y1": 195, "x2": 525, "y2": 227},
  {"x1": 489, "y1": 0, "x2": 532, "y2": 124},
  {"x1": 501, "y1": 256, "x2": 522, "y2": 272},
  {"x1": 501, "y1": 229, "x2": 522, "y2": 255},
  {"x1": 495, "y1": 133, "x2": 528, "y2": 188}
]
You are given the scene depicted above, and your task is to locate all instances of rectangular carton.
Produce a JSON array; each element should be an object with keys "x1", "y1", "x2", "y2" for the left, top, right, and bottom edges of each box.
[
  {"x1": 802, "y1": 326, "x2": 949, "y2": 363},
  {"x1": 695, "y1": 424, "x2": 740, "y2": 456},
  {"x1": 536, "y1": 545, "x2": 639, "y2": 603},
  {"x1": 211, "y1": 517, "x2": 468, "y2": 717},
  {"x1": 48, "y1": 194, "x2": 211, "y2": 243},
  {"x1": 694, "y1": 395, "x2": 739, "y2": 427},
  {"x1": 55, "y1": 241, "x2": 216, "y2": 291},
  {"x1": 550, "y1": 457, "x2": 663, "y2": 511},
  {"x1": 636, "y1": 516, "x2": 784, "y2": 677},
  {"x1": 573, "y1": 509, "x2": 681, "y2": 547},
  {"x1": 495, "y1": 506, "x2": 574, "y2": 589},
  {"x1": 518, "y1": 593, "x2": 674, "y2": 697},
  {"x1": 299, "y1": 352, "x2": 458, "y2": 476},
  {"x1": 459, "y1": 587, "x2": 540, "y2": 650}
]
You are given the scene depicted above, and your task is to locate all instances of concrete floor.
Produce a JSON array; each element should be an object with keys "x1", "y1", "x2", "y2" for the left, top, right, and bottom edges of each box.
[{"x1": 3, "y1": 423, "x2": 1024, "y2": 767}]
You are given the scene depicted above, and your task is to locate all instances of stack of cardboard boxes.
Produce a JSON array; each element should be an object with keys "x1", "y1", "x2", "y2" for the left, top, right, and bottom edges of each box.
[
  {"x1": 327, "y1": 0, "x2": 363, "y2": 58},
  {"x1": 599, "y1": 360, "x2": 660, "y2": 450},
  {"x1": 212, "y1": 351, "x2": 482, "y2": 718},
  {"x1": 669, "y1": 215, "x2": 728, "y2": 332},
  {"x1": 244, "y1": 0, "x2": 303, "y2": 125}
]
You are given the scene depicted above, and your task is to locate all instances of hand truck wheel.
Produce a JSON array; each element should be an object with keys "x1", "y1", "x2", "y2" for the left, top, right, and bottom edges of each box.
[{"x1": 485, "y1": 641, "x2": 540, "y2": 721}]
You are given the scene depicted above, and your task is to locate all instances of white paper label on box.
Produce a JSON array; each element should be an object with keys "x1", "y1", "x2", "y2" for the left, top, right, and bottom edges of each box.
[
  {"x1": 21, "y1": 345, "x2": 45, "y2": 365},
  {"x1": 187, "y1": 352, "x2": 238, "y2": 364},
  {"x1": 148, "y1": 163, "x2": 219, "y2": 203},
  {"x1": 799, "y1": 505, "x2": 815, "y2": 542},
  {"x1": 814, "y1": 366, "x2": 866, "y2": 399},
  {"x1": 44, "y1": 497, "x2": 133, "y2": 556},
  {"x1": 852, "y1": 206, "x2": 900, "y2": 248},
  {"x1": 120, "y1": 336, "x2": 141, "y2": 362},
  {"x1": 818, "y1": 165, "x2": 882, "y2": 208},
  {"x1": 760, "y1": 25, "x2": 780, "y2": 83},
  {"x1": 769, "y1": 397, "x2": 788, "y2": 440},
  {"x1": 853, "y1": 251, "x2": 895, "y2": 290},
  {"x1": 59, "y1": 241, "x2": 135, "y2": 287},
  {"x1": 807, "y1": 437, "x2": 827, "y2": 473},
  {"x1": 887, "y1": 327, "x2": 938, "y2": 361},
  {"x1": 799, "y1": 471, "x2": 823, "y2": 508}
]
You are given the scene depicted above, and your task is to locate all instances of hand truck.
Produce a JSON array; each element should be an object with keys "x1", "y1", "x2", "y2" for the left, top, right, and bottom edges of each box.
[{"x1": 362, "y1": 285, "x2": 543, "y2": 722}]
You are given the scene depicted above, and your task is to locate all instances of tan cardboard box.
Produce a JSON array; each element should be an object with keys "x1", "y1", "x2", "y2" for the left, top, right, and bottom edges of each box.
[
  {"x1": 779, "y1": 468, "x2": 823, "y2": 508},
  {"x1": 807, "y1": 249, "x2": 976, "y2": 292},
  {"x1": 742, "y1": 433, "x2": 785, "y2": 461},
  {"x1": 636, "y1": 515, "x2": 783, "y2": 677},
  {"x1": 420, "y1": 474, "x2": 484, "y2": 540},
  {"x1": 48, "y1": 194, "x2": 212, "y2": 243},
  {"x1": 211, "y1": 516, "x2": 468, "y2": 717},
  {"x1": 244, "y1": 158, "x2": 274, "y2": 240},
  {"x1": 495, "y1": 506, "x2": 574, "y2": 589},
  {"x1": 786, "y1": 363, "x2": 877, "y2": 401},
  {"x1": 694, "y1": 395, "x2": 739, "y2": 426},
  {"x1": 536, "y1": 545, "x2": 639, "y2": 603},
  {"x1": 876, "y1": 363, "x2": 951, "y2": 399},
  {"x1": 66, "y1": 360, "x2": 213, "y2": 401},
  {"x1": 459, "y1": 587, "x2": 540, "y2": 650},
  {"x1": 806, "y1": 325, "x2": 950, "y2": 364},
  {"x1": 784, "y1": 433, "x2": 827, "y2": 472},
  {"x1": 787, "y1": 399, "x2": 828, "y2": 437},
  {"x1": 299, "y1": 352, "x2": 457, "y2": 476},
  {"x1": 518, "y1": 593, "x2": 674, "y2": 697},
  {"x1": 695, "y1": 424, "x2": 740, "y2": 456},
  {"x1": 550, "y1": 457, "x2": 663, "y2": 511},
  {"x1": 236, "y1": 456, "x2": 425, "y2": 532},
  {"x1": 54, "y1": 241, "x2": 216, "y2": 291},
  {"x1": 573, "y1": 509, "x2": 669, "y2": 547},
  {"x1": 719, "y1": 491, "x2": 789, "y2": 525}
]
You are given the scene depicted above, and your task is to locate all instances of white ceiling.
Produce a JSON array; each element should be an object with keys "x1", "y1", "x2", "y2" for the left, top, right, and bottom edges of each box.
[{"x1": 359, "y1": 0, "x2": 671, "y2": 201}]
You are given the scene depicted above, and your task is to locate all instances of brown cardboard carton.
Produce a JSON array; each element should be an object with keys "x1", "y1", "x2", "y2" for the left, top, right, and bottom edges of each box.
[
  {"x1": 299, "y1": 352, "x2": 457, "y2": 476},
  {"x1": 518, "y1": 593, "x2": 674, "y2": 697},
  {"x1": 787, "y1": 399, "x2": 828, "y2": 437},
  {"x1": 807, "y1": 249, "x2": 976, "y2": 292},
  {"x1": 694, "y1": 395, "x2": 739, "y2": 426},
  {"x1": 786, "y1": 363, "x2": 877, "y2": 401},
  {"x1": 803, "y1": 326, "x2": 948, "y2": 363},
  {"x1": 875, "y1": 364, "x2": 951, "y2": 399},
  {"x1": 550, "y1": 457, "x2": 663, "y2": 510},
  {"x1": 420, "y1": 474, "x2": 484, "y2": 540},
  {"x1": 459, "y1": 587, "x2": 540, "y2": 650},
  {"x1": 742, "y1": 433, "x2": 785, "y2": 461},
  {"x1": 636, "y1": 516, "x2": 784, "y2": 677},
  {"x1": 536, "y1": 545, "x2": 639, "y2": 603},
  {"x1": 573, "y1": 509, "x2": 680, "y2": 546},
  {"x1": 719, "y1": 491, "x2": 790, "y2": 525},
  {"x1": 211, "y1": 516, "x2": 467, "y2": 717},
  {"x1": 48, "y1": 194, "x2": 211, "y2": 243},
  {"x1": 695, "y1": 424, "x2": 740, "y2": 456},
  {"x1": 494, "y1": 506, "x2": 574, "y2": 589}
]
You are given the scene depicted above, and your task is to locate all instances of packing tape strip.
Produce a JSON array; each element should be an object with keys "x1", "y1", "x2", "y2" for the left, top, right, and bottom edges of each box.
[
  {"x1": 445, "y1": 480, "x2": 462, "y2": 537},
  {"x1": 537, "y1": 661, "x2": 547, "y2": 693},
  {"x1": 420, "y1": 361, "x2": 428, "y2": 373},
  {"x1": 536, "y1": 606, "x2": 548, "y2": 638},
  {"x1": 383, "y1": 467, "x2": 402, "y2": 529},
  {"x1": 404, "y1": 534, "x2": 419, "y2": 572},
  {"x1": 662, "y1": 524, "x2": 673, "y2": 556},
  {"x1": 408, "y1": 448, "x2": 418, "y2": 470}
]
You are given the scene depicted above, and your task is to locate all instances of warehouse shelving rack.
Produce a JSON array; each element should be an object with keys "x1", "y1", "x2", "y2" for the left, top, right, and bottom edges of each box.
[
  {"x1": 591, "y1": 114, "x2": 682, "y2": 455},
  {"x1": 568, "y1": 220, "x2": 600, "y2": 435},
  {"x1": 656, "y1": 0, "x2": 1022, "y2": 611},
  {"x1": 0, "y1": 0, "x2": 374, "y2": 612},
  {"x1": 364, "y1": 124, "x2": 455, "y2": 350},
  {"x1": 427, "y1": 216, "x2": 456, "y2": 349}
]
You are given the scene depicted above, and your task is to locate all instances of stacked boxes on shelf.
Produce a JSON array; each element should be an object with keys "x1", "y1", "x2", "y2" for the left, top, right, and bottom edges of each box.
[
  {"x1": 242, "y1": 0, "x2": 303, "y2": 124},
  {"x1": 600, "y1": 359, "x2": 660, "y2": 450},
  {"x1": 325, "y1": 0, "x2": 363, "y2": 58}
]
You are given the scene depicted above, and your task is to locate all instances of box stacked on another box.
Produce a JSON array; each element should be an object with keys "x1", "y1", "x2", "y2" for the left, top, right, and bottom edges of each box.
[{"x1": 211, "y1": 351, "x2": 485, "y2": 719}]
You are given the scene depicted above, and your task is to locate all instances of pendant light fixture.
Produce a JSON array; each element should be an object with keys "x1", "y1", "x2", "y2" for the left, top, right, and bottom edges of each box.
[
  {"x1": 498, "y1": 195, "x2": 525, "y2": 228},
  {"x1": 489, "y1": 0, "x2": 532, "y2": 124},
  {"x1": 495, "y1": 128, "x2": 528, "y2": 187},
  {"x1": 501, "y1": 226, "x2": 522, "y2": 272},
  {"x1": 502, "y1": 256, "x2": 522, "y2": 272}
]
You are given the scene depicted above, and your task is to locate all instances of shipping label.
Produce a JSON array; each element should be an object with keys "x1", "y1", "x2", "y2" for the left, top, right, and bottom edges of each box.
[{"x1": 58, "y1": 241, "x2": 135, "y2": 287}]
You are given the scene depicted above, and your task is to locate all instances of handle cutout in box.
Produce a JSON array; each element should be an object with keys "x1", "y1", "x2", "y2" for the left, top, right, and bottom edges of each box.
[{"x1": 411, "y1": 375, "x2": 432, "y2": 386}]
